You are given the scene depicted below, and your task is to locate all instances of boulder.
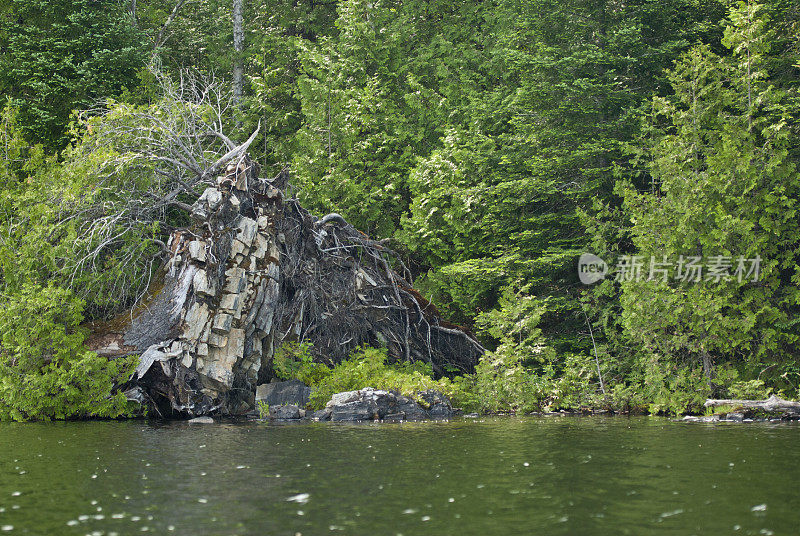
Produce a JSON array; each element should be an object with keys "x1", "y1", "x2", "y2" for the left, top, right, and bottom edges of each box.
[
  {"x1": 311, "y1": 408, "x2": 332, "y2": 421},
  {"x1": 255, "y1": 379, "x2": 311, "y2": 407},
  {"x1": 325, "y1": 388, "x2": 453, "y2": 422},
  {"x1": 270, "y1": 404, "x2": 302, "y2": 420},
  {"x1": 419, "y1": 390, "x2": 453, "y2": 418}
]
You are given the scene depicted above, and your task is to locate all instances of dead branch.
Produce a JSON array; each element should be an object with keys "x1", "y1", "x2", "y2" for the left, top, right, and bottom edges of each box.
[{"x1": 153, "y1": 0, "x2": 191, "y2": 52}]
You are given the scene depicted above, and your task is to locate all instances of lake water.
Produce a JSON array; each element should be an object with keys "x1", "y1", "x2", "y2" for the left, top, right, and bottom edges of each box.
[{"x1": 0, "y1": 417, "x2": 798, "y2": 535}]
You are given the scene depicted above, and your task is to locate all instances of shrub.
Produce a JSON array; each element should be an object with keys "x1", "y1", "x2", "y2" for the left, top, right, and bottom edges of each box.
[
  {"x1": 256, "y1": 400, "x2": 270, "y2": 419},
  {"x1": 0, "y1": 284, "x2": 137, "y2": 421},
  {"x1": 641, "y1": 358, "x2": 711, "y2": 416},
  {"x1": 272, "y1": 341, "x2": 331, "y2": 386},
  {"x1": 303, "y1": 346, "x2": 453, "y2": 410},
  {"x1": 727, "y1": 379, "x2": 772, "y2": 400},
  {"x1": 459, "y1": 350, "x2": 551, "y2": 414}
]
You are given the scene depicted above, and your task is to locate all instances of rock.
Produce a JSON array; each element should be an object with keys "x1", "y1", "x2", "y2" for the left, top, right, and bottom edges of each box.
[
  {"x1": 394, "y1": 395, "x2": 428, "y2": 420},
  {"x1": 230, "y1": 238, "x2": 249, "y2": 257},
  {"x1": 252, "y1": 234, "x2": 269, "y2": 258},
  {"x1": 184, "y1": 302, "x2": 210, "y2": 341},
  {"x1": 311, "y1": 408, "x2": 332, "y2": 421},
  {"x1": 224, "y1": 267, "x2": 247, "y2": 294},
  {"x1": 681, "y1": 415, "x2": 720, "y2": 422},
  {"x1": 266, "y1": 240, "x2": 280, "y2": 263},
  {"x1": 188, "y1": 416, "x2": 214, "y2": 424},
  {"x1": 207, "y1": 332, "x2": 228, "y2": 348},
  {"x1": 193, "y1": 269, "x2": 216, "y2": 297},
  {"x1": 220, "y1": 293, "x2": 243, "y2": 317},
  {"x1": 328, "y1": 389, "x2": 367, "y2": 407},
  {"x1": 198, "y1": 328, "x2": 245, "y2": 389},
  {"x1": 723, "y1": 412, "x2": 745, "y2": 422},
  {"x1": 255, "y1": 379, "x2": 311, "y2": 407},
  {"x1": 211, "y1": 312, "x2": 233, "y2": 334},
  {"x1": 270, "y1": 404, "x2": 302, "y2": 420},
  {"x1": 324, "y1": 388, "x2": 453, "y2": 422},
  {"x1": 419, "y1": 390, "x2": 454, "y2": 419},
  {"x1": 331, "y1": 400, "x2": 379, "y2": 421}
]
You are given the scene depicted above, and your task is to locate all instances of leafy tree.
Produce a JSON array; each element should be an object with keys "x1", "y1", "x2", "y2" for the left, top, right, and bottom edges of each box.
[
  {"x1": 0, "y1": 0, "x2": 147, "y2": 150},
  {"x1": 292, "y1": 0, "x2": 495, "y2": 236},
  {"x1": 400, "y1": 0, "x2": 728, "y2": 346},
  {"x1": 618, "y1": 2, "x2": 800, "y2": 406},
  {"x1": 0, "y1": 283, "x2": 137, "y2": 421},
  {"x1": 247, "y1": 0, "x2": 340, "y2": 170}
]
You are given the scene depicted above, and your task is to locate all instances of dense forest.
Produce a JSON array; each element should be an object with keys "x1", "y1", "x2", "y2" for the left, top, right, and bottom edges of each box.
[{"x1": 0, "y1": 0, "x2": 798, "y2": 420}]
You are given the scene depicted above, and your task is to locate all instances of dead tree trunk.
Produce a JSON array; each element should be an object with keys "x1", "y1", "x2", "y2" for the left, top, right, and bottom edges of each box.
[
  {"x1": 232, "y1": 0, "x2": 244, "y2": 105},
  {"x1": 704, "y1": 395, "x2": 800, "y2": 413}
]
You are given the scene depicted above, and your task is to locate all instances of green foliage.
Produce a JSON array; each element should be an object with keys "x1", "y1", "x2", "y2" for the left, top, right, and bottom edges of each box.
[
  {"x1": 727, "y1": 379, "x2": 773, "y2": 400},
  {"x1": 256, "y1": 400, "x2": 270, "y2": 420},
  {"x1": 617, "y1": 2, "x2": 800, "y2": 401},
  {"x1": 272, "y1": 341, "x2": 331, "y2": 386},
  {"x1": 0, "y1": 284, "x2": 137, "y2": 421},
  {"x1": 1, "y1": 0, "x2": 798, "y2": 418},
  {"x1": 0, "y1": 0, "x2": 147, "y2": 150},
  {"x1": 466, "y1": 287, "x2": 555, "y2": 412},
  {"x1": 637, "y1": 358, "x2": 712, "y2": 416},
  {"x1": 303, "y1": 346, "x2": 453, "y2": 410},
  {"x1": 461, "y1": 353, "x2": 553, "y2": 414}
]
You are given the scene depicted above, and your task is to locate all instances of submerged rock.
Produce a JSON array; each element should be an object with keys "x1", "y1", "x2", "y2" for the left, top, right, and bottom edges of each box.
[
  {"x1": 188, "y1": 416, "x2": 214, "y2": 424},
  {"x1": 324, "y1": 388, "x2": 453, "y2": 422}
]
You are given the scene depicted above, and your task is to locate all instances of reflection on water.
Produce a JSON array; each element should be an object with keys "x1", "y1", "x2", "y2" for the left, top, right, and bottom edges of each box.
[{"x1": 0, "y1": 417, "x2": 798, "y2": 535}]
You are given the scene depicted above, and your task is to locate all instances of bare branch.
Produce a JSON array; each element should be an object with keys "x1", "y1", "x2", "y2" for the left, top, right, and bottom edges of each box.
[{"x1": 153, "y1": 0, "x2": 190, "y2": 52}]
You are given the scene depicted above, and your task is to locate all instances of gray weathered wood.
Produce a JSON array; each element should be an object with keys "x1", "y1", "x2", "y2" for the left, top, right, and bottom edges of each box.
[{"x1": 704, "y1": 394, "x2": 800, "y2": 412}]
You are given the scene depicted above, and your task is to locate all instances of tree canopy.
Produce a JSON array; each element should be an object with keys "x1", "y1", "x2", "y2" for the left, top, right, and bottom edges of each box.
[{"x1": 0, "y1": 0, "x2": 798, "y2": 419}]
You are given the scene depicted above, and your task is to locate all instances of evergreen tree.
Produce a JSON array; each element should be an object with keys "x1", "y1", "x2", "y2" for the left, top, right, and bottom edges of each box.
[
  {"x1": 0, "y1": 0, "x2": 147, "y2": 149},
  {"x1": 400, "y1": 0, "x2": 728, "y2": 349},
  {"x1": 618, "y1": 2, "x2": 800, "y2": 408}
]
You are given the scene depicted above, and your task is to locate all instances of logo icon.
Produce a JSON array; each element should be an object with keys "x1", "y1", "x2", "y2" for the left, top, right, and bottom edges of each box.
[{"x1": 578, "y1": 253, "x2": 608, "y2": 284}]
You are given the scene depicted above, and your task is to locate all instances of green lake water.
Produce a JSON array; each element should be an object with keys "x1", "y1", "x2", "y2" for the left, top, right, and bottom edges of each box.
[{"x1": 0, "y1": 416, "x2": 798, "y2": 535}]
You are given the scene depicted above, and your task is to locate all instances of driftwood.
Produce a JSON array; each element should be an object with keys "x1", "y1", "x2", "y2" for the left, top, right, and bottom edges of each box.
[{"x1": 704, "y1": 395, "x2": 800, "y2": 413}]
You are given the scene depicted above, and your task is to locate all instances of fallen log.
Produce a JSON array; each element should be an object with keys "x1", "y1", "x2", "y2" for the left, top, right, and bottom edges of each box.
[{"x1": 704, "y1": 394, "x2": 800, "y2": 413}]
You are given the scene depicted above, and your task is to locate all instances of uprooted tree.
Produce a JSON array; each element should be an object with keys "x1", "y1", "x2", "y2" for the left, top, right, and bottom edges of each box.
[{"x1": 76, "y1": 72, "x2": 483, "y2": 417}]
